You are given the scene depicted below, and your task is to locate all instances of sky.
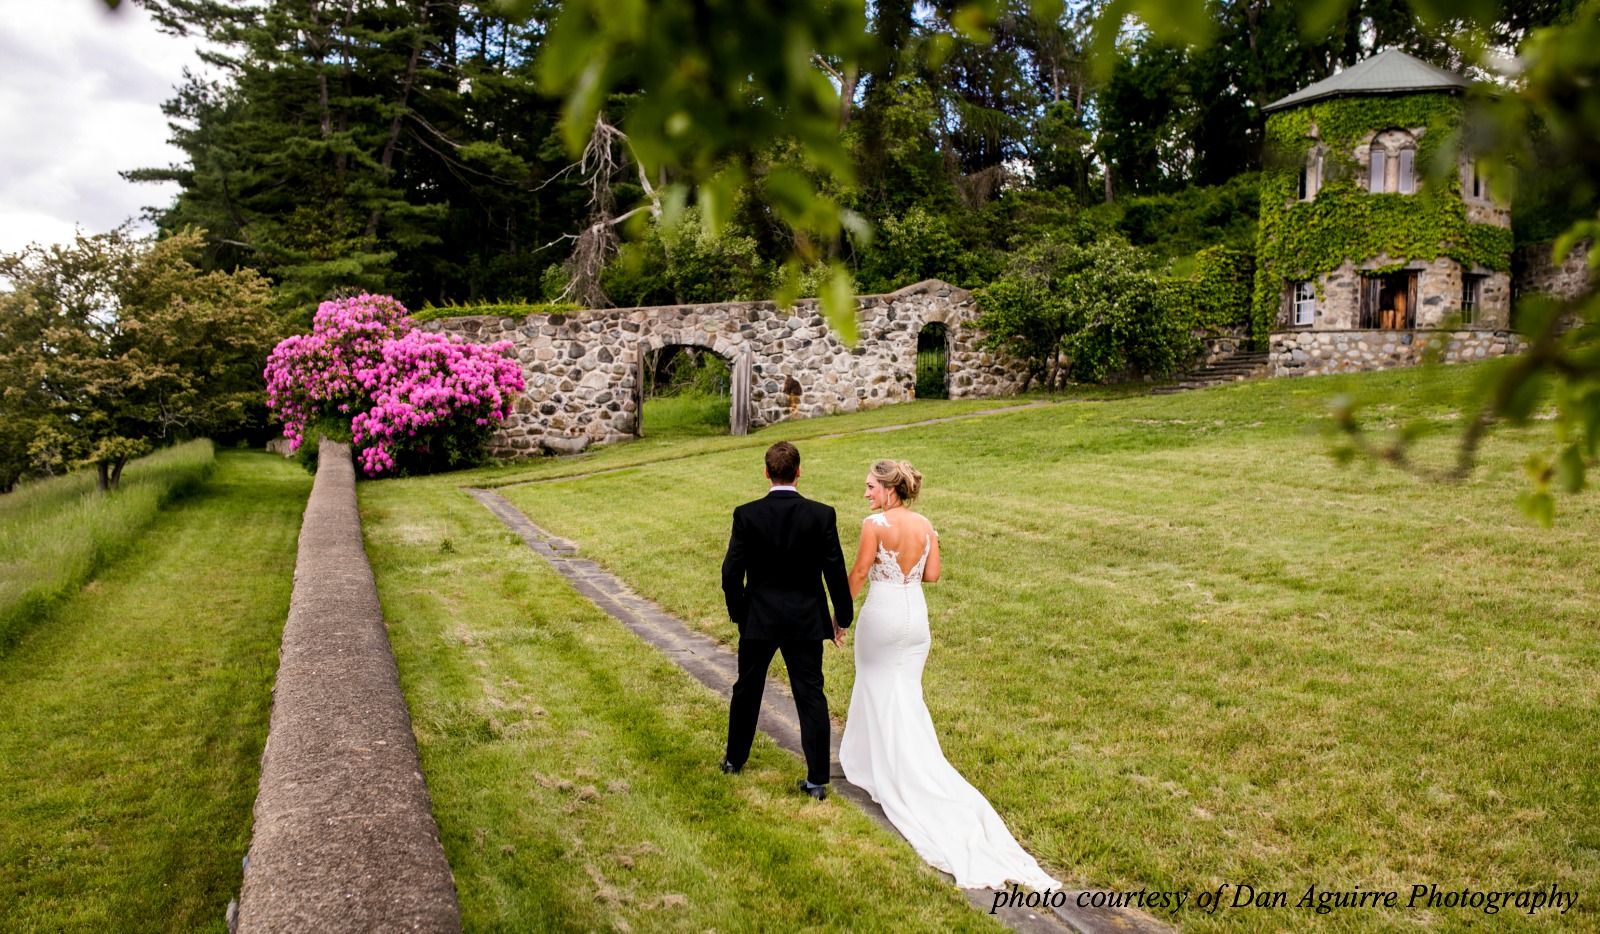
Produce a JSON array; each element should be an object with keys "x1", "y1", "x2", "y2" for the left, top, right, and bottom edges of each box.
[{"x1": 0, "y1": 0, "x2": 210, "y2": 255}]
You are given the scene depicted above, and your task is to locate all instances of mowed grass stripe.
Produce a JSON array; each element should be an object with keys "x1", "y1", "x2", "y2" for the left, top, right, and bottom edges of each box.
[
  {"x1": 0, "y1": 440, "x2": 217, "y2": 653},
  {"x1": 444, "y1": 392, "x2": 1135, "y2": 491},
  {"x1": 490, "y1": 362, "x2": 1599, "y2": 933},
  {"x1": 360, "y1": 480, "x2": 1000, "y2": 933},
  {"x1": 0, "y1": 451, "x2": 310, "y2": 933}
]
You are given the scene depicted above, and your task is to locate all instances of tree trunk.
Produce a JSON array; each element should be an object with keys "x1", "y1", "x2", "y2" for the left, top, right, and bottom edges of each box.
[
  {"x1": 110, "y1": 456, "x2": 127, "y2": 491},
  {"x1": 837, "y1": 66, "x2": 859, "y2": 133},
  {"x1": 1104, "y1": 162, "x2": 1114, "y2": 203},
  {"x1": 335, "y1": 1, "x2": 356, "y2": 209},
  {"x1": 309, "y1": 1, "x2": 332, "y2": 139},
  {"x1": 96, "y1": 461, "x2": 110, "y2": 493}
]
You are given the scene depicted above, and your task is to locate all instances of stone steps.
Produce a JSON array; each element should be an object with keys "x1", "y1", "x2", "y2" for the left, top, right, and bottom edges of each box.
[{"x1": 1150, "y1": 352, "x2": 1270, "y2": 395}]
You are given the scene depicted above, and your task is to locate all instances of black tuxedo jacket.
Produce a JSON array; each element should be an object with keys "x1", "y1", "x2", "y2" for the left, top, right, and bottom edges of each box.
[{"x1": 721, "y1": 490, "x2": 854, "y2": 642}]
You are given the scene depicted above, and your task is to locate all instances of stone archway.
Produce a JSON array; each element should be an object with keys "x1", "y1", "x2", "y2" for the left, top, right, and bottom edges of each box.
[{"x1": 631, "y1": 340, "x2": 752, "y2": 438}]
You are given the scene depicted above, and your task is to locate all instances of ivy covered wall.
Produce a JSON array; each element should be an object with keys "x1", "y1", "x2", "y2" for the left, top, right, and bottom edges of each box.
[
  {"x1": 1159, "y1": 245, "x2": 1255, "y2": 335},
  {"x1": 1251, "y1": 93, "x2": 1515, "y2": 344}
]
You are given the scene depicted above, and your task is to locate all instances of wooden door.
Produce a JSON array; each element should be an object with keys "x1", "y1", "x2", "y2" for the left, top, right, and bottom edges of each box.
[{"x1": 730, "y1": 351, "x2": 751, "y2": 436}]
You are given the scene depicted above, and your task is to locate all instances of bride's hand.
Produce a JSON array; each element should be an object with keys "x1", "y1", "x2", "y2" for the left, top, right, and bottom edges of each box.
[{"x1": 832, "y1": 618, "x2": 846, "y2": 648}]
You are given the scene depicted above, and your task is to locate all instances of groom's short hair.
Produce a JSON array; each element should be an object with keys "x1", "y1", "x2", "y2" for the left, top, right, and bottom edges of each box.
[{"x1": 765, "y1": 442, "x2": 800, "y2": 483}]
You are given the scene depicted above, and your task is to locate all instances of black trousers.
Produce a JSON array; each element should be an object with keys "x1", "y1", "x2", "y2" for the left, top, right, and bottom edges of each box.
[{"x1": 725, "y1": 636, "x2": 830, "y2": 785}]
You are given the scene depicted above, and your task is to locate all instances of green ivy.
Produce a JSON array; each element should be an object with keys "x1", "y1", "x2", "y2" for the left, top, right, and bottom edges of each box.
[
  {"x1": 1252, "y1": 93, "x2": 1514, "y2": 345},
  {"x1": 411, "y1": 301, "x2": 582, "y2": 322},
  {"x1": 1159, "y1": 245, "x2": 1255, "y2": 335}
]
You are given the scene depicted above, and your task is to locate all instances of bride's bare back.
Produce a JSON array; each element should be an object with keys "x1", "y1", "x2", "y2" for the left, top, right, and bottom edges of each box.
[{"x1": 849, "y1": 508, "x2": 940, "y2": 596}]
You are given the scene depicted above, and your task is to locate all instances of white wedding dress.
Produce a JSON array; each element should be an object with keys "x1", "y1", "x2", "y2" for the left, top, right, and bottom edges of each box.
[{"x1": 839, "y1": 514, "x2": 1060, "y2": 892}]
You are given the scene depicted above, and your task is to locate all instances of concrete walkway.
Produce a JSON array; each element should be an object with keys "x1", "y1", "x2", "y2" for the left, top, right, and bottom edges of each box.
[
  {"x1": 469, "y1": 487, "x2": 1171, "y2": 934},
  {"x1": 237, "y1": 442, "x2": 460, "y2": 933}
]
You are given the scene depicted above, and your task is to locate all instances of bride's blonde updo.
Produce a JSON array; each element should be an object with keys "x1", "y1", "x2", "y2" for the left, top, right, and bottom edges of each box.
[{"x1": 870, "y1": 459, "x2": 923, "y2": 506}]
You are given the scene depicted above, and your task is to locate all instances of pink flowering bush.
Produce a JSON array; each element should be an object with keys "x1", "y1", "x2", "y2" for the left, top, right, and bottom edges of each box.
[{"x1": 264, "y1": 293, "x2": 525, "y2": 476}]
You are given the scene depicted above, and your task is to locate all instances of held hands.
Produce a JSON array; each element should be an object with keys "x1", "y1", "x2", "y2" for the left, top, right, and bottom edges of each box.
[{"x1": 831, "y1": 617, "x2": 847, "y2": 649}]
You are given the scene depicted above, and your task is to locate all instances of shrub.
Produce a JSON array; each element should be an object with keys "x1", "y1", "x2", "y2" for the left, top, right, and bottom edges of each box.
[
  {"x1": 857, "y1": 206, "x2": 965, "y2": 292},
  {"x1": 411, "y1": 301, "x2": 581, "y2": 322},
  {"x1": 976, "y1": 237, "x2": 1192, "y2": 387},
  {"x1": 264, "y1": 294, "x2": 524, "y2": 477}
]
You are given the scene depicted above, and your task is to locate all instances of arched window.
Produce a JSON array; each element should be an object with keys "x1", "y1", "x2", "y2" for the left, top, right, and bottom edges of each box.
[
  {"x1": 1463, "y1": 156, "x2": 1491, "y2": 201},
  {"x1": 915, "y1": 322, "x2": 949, "y2": 398},
  {"x1": 1299, "y1": 149, "x2": 1324, "y2": 200},
  {"x1": 1369, "y1": 130, "x2": 1419, "y2": 194}
]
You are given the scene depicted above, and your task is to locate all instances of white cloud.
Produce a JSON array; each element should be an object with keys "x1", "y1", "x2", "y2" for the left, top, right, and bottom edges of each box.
[{"x1": 0, "y1": 0, "x2": 209, "y2": 254}]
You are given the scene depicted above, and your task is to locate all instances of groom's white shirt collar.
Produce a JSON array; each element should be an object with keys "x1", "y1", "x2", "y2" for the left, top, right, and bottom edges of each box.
[{"x1": 769, "y1": 485, "x2": 797, "y2": 493}]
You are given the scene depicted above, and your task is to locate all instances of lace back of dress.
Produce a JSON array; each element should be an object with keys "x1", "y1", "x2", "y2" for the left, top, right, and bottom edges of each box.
[{"x1": 868, "y1": 514, "x2": 931, "y2": 584}]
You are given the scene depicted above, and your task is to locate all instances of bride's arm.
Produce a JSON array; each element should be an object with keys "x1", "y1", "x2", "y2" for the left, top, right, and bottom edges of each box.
[
  {"x1": 923, "y1": 523, "x2": 941, "y2": 583},
  {"x1": 847, "y1": 519, "x2": 876, "y2": 599}
]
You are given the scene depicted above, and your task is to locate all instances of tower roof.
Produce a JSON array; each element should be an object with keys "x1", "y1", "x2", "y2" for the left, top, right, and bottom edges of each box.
[{"x1": 1262, "y1": 48, "x2": 1473, "y2": 114}]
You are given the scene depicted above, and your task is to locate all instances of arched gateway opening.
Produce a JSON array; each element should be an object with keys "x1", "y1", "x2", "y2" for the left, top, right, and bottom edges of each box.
[
  {"x1": 916, "y1": 322, "x2": 949, "y2": 399},
  {"x1": 634, "y1": 344, "x2": 752, "y2": 438}
]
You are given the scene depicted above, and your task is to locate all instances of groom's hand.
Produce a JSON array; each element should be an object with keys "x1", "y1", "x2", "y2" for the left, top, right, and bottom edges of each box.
[{"x1": 831, "y1": 617, "x2": 846, "y2": 649}]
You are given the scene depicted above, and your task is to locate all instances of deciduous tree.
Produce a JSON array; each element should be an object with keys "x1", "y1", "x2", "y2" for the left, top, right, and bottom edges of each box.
[{"x1": 0, "y1": 228, "x2": 278, "y2": 491}]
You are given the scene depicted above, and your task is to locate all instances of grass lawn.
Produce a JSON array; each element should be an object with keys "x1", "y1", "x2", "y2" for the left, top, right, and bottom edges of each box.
[
  {"x1": 639, "y1": 390, "x2": 734, "y2": 437},
  {"x1": 459, "y1": 360, "x2": 1598, "y2": 933},
  {"x1": 446, "y1": 389, "x2": 1138, "y2": 491},
  {"x1": 0, "y1": 451, "x2": 310, "y2": 932},
  {"x1": 0, "y1": 440, "x2": 216, "y2": 653}
]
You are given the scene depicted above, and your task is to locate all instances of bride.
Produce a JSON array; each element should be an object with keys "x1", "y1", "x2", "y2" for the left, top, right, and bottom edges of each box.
[{"x1": 837, "y1": 459, "x2": 1060, "y2": 893}]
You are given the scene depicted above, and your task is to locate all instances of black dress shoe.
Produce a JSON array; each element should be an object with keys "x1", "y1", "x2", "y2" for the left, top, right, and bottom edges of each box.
[
  {"x1": 797, "y1": 779, "x2": 828, "y2": 801},
  {"x1": 720, "y1": 758, "x2": 742, "y2": 774}
]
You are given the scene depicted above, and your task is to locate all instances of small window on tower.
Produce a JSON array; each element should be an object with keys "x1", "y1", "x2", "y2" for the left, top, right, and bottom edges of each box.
[
  {"x1": 1292, "y1": 281, "x2": 1316, "y2": 326},
  {"x1": 1369, "y1": 145, "x2": 1388, "y2": 192},
  {"x1": 1299, "y1": 151, "x2": 1323, "y2": 200}
]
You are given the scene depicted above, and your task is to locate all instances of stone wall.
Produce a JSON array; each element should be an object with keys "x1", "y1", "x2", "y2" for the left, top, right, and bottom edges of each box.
[
  {"x1": 425, "y1": 280, "x2": 1026, "y2": 457},
  {"x1": 1514, "y1": 239, "x2": 1593, "y2": 301},
  {"x1": 1197, "y1": 326, "x2": 1252, "y2": 365},
  {"x1": 1270, "y1": 327, "x2": 1521, "y2": 377}
]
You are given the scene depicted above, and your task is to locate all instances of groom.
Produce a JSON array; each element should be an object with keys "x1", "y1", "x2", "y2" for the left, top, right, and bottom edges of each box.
[{"x1": 721, "y1": 441, "x2": 853, "y2": 800}]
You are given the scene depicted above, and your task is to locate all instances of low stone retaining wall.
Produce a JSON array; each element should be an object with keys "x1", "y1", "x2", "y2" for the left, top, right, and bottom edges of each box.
[
  {"x1": 1270, "y1": 328, "x2": 1521, "y2": 377},
  {"x1": 236, "y1": 441, "x2": 460, "y2": 933},
  {"x1": 1197, "y1": 326, "x2": 1251, "y2": 366}
]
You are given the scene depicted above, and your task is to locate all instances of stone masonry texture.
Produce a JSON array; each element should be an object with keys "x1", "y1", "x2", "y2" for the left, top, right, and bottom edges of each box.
[{"x1": 421, "y1": 279, "x2": 1026, "y2": 457}]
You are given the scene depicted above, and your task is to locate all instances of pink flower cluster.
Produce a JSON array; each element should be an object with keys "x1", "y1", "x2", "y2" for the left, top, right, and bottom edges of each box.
[
  {"x1": 264, "y1": 293, "x2": 525, "y2": 476},
  {"x1": 349, "y1": 330, "x2": 524, "y2": 475}
]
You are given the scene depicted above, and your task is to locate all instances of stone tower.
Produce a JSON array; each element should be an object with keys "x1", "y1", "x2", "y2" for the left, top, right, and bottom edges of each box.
[{"x1": 1254, "y1": 49, "x2": 1516, "y2": 375}]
